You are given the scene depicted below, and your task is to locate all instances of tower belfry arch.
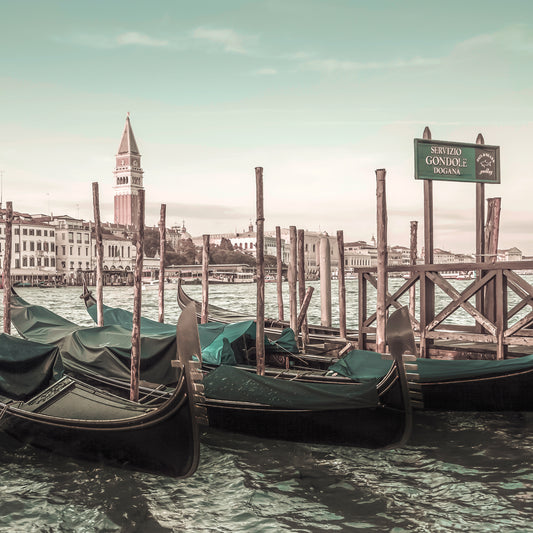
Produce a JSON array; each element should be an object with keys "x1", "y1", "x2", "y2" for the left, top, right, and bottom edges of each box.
[{"x1": 113, "y1": 114, "x2": 144, "y2": 226}]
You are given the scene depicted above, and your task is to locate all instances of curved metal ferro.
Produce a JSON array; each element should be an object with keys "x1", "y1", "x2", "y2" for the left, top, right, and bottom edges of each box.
[{"x1": 385, "y1": 306, "x2": 416, "y2": 448}]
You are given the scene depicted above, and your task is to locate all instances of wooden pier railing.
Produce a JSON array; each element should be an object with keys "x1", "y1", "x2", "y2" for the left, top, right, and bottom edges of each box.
[{"x1": 355, "y1": 260, "x2": 533, "y2": 359}]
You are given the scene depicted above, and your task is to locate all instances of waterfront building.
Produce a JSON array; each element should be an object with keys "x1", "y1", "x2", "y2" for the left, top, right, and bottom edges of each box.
[
  {"x1": 0, "y1": 209, "x2": 56, "y2": 285},
  {"x1": 113, "y1": 115, "x2": 144, "y2": 226},
  {"x1": 498, "y1": 247, "x2": 522, "y2": 262},
  {"x1": 47, "y1": 215, "x2": 136, "y2": 285},
  {"x1": 344, "y1": 240, "x2": 377, "y2": 271}
]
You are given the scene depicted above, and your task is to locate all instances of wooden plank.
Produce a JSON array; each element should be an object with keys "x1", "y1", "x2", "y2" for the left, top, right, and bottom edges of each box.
[
  {"x1": 297, "y1": 287, "x2": 315, "y2": 334},
  {"x1": 427, "y1": 271, "x2": 497, "y2": 335},
  {"x1": 504, "y1": 310, "x2": 533, "y2": 338},
  {"x1": 425, "y1": 330, "x2": 495, "y2": 343}
]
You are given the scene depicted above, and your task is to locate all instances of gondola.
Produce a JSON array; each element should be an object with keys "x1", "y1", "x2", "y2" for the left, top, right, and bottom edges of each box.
[
  {"x1": 10, "y1": 290, "x2": 415, "y2": 448},
  {"x1": 176, "y1": 282, "x2": 533, "y2": 411},
  {"x1": 0, "y1": 305, "x2": 205, "y2": 478},
  {"x1": 177, "y1": 277, "x2": 357, "y2": 350}
]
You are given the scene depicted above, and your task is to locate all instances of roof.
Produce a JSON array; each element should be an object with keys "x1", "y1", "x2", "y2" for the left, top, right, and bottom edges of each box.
[{"x1": 117, "y1": 115, "x2": 140, "y2": 155}]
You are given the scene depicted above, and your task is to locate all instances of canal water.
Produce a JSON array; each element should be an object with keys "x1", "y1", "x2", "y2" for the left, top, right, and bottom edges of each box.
[{"x1": 1, "y1": 284, "x2": 532, "y2": 532}]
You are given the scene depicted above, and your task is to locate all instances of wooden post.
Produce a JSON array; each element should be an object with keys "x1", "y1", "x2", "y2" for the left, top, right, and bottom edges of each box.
[
  {"x1": 485, "y1": 197, "x2": 501, "y2": 264},
  {"x1": 319, "y1": 235, "x2": 332, "y2": 327},
  {"x1": 421, "y1": 126, "x2": 434, "y2": 357},
  {"x1": 376, "y1": 169, "x2": 388, "y2": 353},
  {"x1": 475, "y1": 132, "x2": 486, "y2": 331},
  {"x1": 255, "y1": 167, "x2": 265, "y2": 376},
  {"x1": 297, "y1": 286, "x2": 315, "y2": 333},
  {"x1": 297, "y1": 229, "x2": 309, "y2": 345},
  {"x1": 358, "y1": 271, "x2": 367, "y2": 350},
  {"x1": 92, "y1": 182, "x2": 104, "y2": 327},
  {"x1": 495, "y1": 269, "x2": 507, "y2": 360},
  {"x1": 275, "y1": 226, "x2": 284, "y2": 321},
  {"x1": 130, "y1": 189, "x2": 145, "y2": 402},
  {"x1": 201, "y1": 234, "x2": 210, "y2": 325},
  {"x1": 288, "y1": 225, "x2": 298, "y2": 334},
  {"x1": 484, "y1": 197, "x2": 501, "y2": 325},
  {"x1": 337, "y1": 230, "x2": 346, "y2": 339},
  {"x1": 158, "y1": 204, "x2": 166, "y2": 323},
  {"x1": 2, "y1": 202, "x2": 13, "y2": 334},
  {"x1": 409, "y1": 221, "x2": 418, "y2": 324}
]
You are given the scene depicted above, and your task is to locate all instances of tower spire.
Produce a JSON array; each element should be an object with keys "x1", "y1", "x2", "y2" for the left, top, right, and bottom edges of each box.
[{"x1": 113, "y1": 115, "x2": 144, "y2": 226}]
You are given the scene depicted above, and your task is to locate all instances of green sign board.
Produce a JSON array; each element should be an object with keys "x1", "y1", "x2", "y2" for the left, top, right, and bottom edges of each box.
[{"x1": 414, "y1": 139, "x2": 500, "y2": 184}]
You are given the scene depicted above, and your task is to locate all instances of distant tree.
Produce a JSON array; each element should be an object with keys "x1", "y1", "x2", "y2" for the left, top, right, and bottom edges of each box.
[
  {"x1": 264, "y1": 255, "x2": 278, "y2": 269},
  {"x1": 178, "y1": 238, "x2": 197, "y2": 264},
  {"x1": 143, "y1": 228, "x2": 160, "y2": 257},
  {"x1": 219, "y1": 237, "x2": 234, "y2": 251}
]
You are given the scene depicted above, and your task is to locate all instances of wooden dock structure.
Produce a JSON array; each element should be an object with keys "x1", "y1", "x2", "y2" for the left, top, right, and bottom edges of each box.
[{"x1": 355, "y1": 260, "x2": 533, "y2": 360}]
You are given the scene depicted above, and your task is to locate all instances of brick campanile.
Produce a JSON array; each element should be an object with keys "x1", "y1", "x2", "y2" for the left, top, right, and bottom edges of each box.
[{"x1": 113, "y1": 114, "x2": 144, "y2": 226}]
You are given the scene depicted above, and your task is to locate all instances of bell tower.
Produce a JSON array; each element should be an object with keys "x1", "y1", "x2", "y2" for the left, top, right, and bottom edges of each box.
[{"x1": 113, "y1": 114, "x2": 144, "y2": 226}]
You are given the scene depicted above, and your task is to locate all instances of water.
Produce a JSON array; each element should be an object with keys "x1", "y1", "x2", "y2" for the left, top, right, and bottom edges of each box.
[{"x1": 2, "y1": 285, "x2": 533, "y2": 532}]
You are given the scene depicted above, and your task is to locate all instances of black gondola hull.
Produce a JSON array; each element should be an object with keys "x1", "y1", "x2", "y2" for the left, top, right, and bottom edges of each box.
[
  {"x1": 205, "y1": 403, "x2": 405, "y2": 448},
  {"x1": 420, "y1": 368, "x2": 533, "y2": 411},
  {"x1": 1, "y1": 398, "x2": 197, "y2": 477}
]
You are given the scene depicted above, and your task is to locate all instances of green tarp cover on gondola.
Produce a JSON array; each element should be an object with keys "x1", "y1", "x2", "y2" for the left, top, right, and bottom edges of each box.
[
  {"x1": 10, "y1": 292, "x2": 179, "y2": 384},
  {"x1": 203, "y1": 364, "x2": 379, "y2": 410},
  {"x1": 329, "y1": 348, "x2": 533, "y2": 383},
  {"x1": 10, "y1": 291, "x2": 298, "y2": 374},
  {"x1": 0, "y1": 334, "x2": 63, "y2": 400},
  {"x1": 85, "y1": 300, "x2": 299, "y2": 365}
]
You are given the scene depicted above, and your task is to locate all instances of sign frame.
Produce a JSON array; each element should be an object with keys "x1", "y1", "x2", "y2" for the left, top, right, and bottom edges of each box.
[{"x1": 414, "y1": 138, "x2": 500, "y2": 184}]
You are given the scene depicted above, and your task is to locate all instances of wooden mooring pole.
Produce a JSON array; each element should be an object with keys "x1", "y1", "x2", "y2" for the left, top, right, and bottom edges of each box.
[
  {"x1": 275, "y1": 226, "x2": 284, "y2": 321},
  {"x1": 158, "y1": 204, "x2": 166, "y2": 323},
  {"x1": 421, "y1": 126, "x2": 434, "y2": 357},
  {"x1": 337, "y1": 230, "x2": 346, "y2": 339},
  {"x1": 2, "y1": 202, "x2": 13, "y2": 334},
  {"x1": 484, "y1": 197, "x2": 502, "y2": 327},
  {"x1": 288, "y1": 226, "x2": 298, "y2": 334},
  {"x1": 255, "y1": 167, "x2": 265, "y2": 376},
  {"x1": 201, "y1": 234, "x2": 210, "y2": 325},
  {"x1": 92, "y1": 182, "x2": 104, "y2": 327},
  {"x1": 130, "y1": 189, "x2": 145, "y2": 402},
  {"x1": 475, "y1": 133, "x2": 486, "y2": 331},
  {"x1": 319, "y1": 234, "x2": 332, "y2": 327},
  {"x1": 409, "y1": 221, "x2": 418, "y2": 325},
  {"x1": 297, "y1": 229, "x2": 309, "y2": 346},
  {"x1": 376, "y1": 169, "x2": 388, "y2": 353}
]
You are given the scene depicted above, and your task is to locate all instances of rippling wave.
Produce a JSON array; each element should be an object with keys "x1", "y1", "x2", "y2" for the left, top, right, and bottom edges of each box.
[{"x1": 0, "y1": 287, "x2": 531, "y2": 532}]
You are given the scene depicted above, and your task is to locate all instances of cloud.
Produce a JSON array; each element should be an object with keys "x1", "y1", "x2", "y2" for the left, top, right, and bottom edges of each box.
[
  {"x1": 57, "y1": 32, "x2": 169, "y2": 48},
  {"x1": 192, "y1": 27, "x2": 255, "y2": 54},
  {"x1": 454, "y1": 24, "x2": 533, "y2": 55},
  {"x1": 252, "y1": 68, "x2": 277, "y2": 76},
  {"x1": 300, "y1": 56, "x2": 440, "y2": 73},
  {"x1": 115, "y1": 32, "x2": 169, "y2": 47}
]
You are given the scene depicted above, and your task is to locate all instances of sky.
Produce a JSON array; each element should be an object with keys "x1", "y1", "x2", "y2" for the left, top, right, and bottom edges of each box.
[{"x1": 1, "y1": 0, "x2": 533, "y2": 254}]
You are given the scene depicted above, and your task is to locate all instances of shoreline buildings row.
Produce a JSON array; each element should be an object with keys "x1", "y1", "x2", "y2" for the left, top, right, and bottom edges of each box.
[{"x1": 0, "y1": 117, "x2": 526, "y2": 285}]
